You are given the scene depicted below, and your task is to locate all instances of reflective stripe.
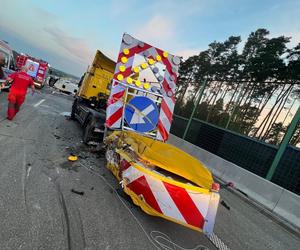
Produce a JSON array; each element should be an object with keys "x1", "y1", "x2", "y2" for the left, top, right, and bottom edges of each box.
[{"x1": 145, "y1": 174, "x2": 186, "y2": 224}]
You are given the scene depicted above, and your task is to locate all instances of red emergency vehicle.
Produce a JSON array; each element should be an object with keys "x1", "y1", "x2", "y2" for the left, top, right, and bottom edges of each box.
[{"x1": 16, "y1": 54, "x2": 49, "y2": 88}]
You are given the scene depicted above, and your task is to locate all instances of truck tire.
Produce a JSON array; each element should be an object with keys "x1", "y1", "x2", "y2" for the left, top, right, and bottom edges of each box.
[
  {"x1": 71, "y1": 99, "x2": 77, "y2": 120},
  {"x1": 82, "y1": 117, "x2": 95, "y2": 144},
  {"x1": 49, "y1": 80, "x2": 55, "y2": 87}
]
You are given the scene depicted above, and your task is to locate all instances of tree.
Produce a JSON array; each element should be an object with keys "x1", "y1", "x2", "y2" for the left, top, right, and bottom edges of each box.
[
  {"x1": 265, "y1": 122, "x2": 286, "y2": 145},
  {"x1": 174, "y1": 29, "x2": 300, "y2": 147}
]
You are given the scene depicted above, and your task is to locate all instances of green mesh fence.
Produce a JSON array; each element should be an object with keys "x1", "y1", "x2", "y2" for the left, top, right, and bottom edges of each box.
[
  {"x1": 271, "y1": 146, "x2": 300, "y2": 194},
  {"x1": 171, "y1": 114, "x2": 300, "y2": 195}
]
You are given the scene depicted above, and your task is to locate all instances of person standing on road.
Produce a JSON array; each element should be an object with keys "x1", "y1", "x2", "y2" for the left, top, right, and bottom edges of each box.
[{"x1": 6, "y1": 66, "x2": 35, "y2": 120}]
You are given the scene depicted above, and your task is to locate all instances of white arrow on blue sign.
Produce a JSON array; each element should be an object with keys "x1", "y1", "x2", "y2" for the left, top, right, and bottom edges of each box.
[{"x1": 124, "y1": 96, "x2": 159, "y2": 133}]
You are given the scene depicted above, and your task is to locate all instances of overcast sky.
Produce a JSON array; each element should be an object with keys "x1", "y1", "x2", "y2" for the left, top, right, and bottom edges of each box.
[{"x1": 0, "y1": 0, "x2": 299, "y2": 77}]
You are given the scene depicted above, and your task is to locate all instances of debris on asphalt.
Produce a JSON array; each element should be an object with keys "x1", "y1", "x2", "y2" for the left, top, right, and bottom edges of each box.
[
  {"x1": 60, "y1": 112, "x2": 71, "y2": 117},
  {"x1": 226, "y1": 181, "x2": 234, "y2": 188},
  {"x1": 221, "y1": 200, "x2": 230, "y2": 210},
  {"x1": 220, "y1": 181, "x2": 235, "y2": 189},
  {"x1": 71, "y1": 189, "x2": 84, "y2": 196},
  {"x1": 68, "y1": 154, "x2": 78, "y2": 162},
  {"x1": 78, "y1": 155, "x2": 88, "y2": 159},
  {"x1": 90, "y1": 187, "x2": 94, "y2": 190},
  {"x1": 53, "y1": 134, "x2": 61, "y2": 140}
]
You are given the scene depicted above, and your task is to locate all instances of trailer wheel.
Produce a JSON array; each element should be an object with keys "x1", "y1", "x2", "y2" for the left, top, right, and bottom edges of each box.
[{"x1": 82, "y1": 118, "x2": 95, "y2": 144}]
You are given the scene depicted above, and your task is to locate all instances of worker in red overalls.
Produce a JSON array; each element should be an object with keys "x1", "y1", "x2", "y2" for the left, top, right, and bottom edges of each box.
[{"x1": 6, "y1": 66, "x2": 35, "y2": 120}]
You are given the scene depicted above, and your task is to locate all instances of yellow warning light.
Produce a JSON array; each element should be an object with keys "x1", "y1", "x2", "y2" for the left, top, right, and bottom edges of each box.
[
  {"x1": 126, "y1": 77, "x2": 133, "y2": 84},
  {"x1": 144, "y1": 83, "x2": 150, "y2": 89},
  {"x1": 141, "y1": 62, "x2": 147, "y2": 69},
  {"x1": 121, "y1": 56, "x2": 128, "y2": 63},
  {"x1": 156, "y1": 55, "x2": 162, "y2": 61},
  {"x1": 163, "y1": 51, "x2": 168, "y2": 58},
  {"x1": 133, "y1": 66, "x2": 139, "y2": 73},
  {"x1": 117, "y1": 74, "x2": 124, "y2": 81},
  {"x1": 135, "y1": 80, "x2": 141, "y2": 87},
  {"x1": 123, "y1": 48, "x2": 130, "y2": 55},
  {"x1": 119, "y1": 65, "x2": 126, "y2": 72},
  {"x1": 148, "y1": 58, "x2": 155, "y2": 65}
]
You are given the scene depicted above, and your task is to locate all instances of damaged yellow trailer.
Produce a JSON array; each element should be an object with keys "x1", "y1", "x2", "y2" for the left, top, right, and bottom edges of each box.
[
  {"x1": 105, "y1": 131, "x2": 220, "y2": 234},
  {"x1": 102, "y1": 34, "x2": 220, "y2": 234}
]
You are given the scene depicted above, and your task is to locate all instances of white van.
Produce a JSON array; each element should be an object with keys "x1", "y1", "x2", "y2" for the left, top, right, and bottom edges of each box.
[{"x1": 54, "y1": 78, "x2": 79, "y2": 95}]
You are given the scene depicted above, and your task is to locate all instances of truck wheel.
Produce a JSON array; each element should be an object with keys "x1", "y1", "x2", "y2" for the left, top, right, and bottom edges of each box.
[
  {"x1": 71, "y1": 99, "x2": 77, "y2": 120},
  {"x1": 83, "y1": 118, "x2": 95, "y2": 144}
]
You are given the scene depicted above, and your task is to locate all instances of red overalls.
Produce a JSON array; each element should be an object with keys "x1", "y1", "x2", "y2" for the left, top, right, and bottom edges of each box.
[{"x1": 7, "y1": 71, "x2": 33, "y2": 120}]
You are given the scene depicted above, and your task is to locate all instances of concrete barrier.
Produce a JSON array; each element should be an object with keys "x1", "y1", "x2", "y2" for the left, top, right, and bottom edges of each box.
[
  {"x1": 167, "y1": 134, "x2": 300, "y2": 229},
  {"x1": 274, "y1": 189, "x2": 300, "y2": 228}
]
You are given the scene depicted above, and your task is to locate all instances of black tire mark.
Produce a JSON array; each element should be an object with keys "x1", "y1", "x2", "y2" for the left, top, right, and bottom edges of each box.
[{"x1": 42, "y1": 170, "x2": 86, "y2": 250}]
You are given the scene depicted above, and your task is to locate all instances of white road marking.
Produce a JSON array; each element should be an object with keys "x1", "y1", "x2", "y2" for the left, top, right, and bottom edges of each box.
[
  {"x1": 33, "y1": 99, "x2": 45, "y2": 107},
  {"x1": 26, "y1": 166, "x2": 32, "y2": 178}
]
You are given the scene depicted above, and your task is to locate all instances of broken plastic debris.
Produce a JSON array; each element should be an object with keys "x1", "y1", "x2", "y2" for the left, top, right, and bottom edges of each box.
[
  {"x1": 71, "y1": 189, "x2": 84, "y2": 196},
  {"x1": 221, "y1": 200, "x2": 230, "y2": 210},
  {"x1": 60, "y1": 112, "x2": 71, "y2": 117},
  {"x1": 68, "y1": 154, "x2": 78, "y2": 162}
]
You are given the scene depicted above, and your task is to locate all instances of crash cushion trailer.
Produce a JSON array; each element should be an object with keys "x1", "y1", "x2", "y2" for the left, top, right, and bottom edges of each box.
[
  {"x1": 104, "y1": 34, "x2": 220, "y2": 234},
  {"x1": 71, "y1": 50, "x2": 116, "y2": 143},
  {"x1": 72, "y1": 34, "x2": 220, "y2": 234},
  {"x1": 105, "y1": 131, "x2": 219, "y2": 233}
]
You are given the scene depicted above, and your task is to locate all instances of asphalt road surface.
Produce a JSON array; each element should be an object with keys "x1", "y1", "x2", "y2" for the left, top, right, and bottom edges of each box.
[{"x1": 0, "y1": 86, "x2": 299, "y2": 250}]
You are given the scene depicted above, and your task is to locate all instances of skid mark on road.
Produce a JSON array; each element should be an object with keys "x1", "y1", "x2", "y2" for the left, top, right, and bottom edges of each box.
[
  {"x1": 33, "y1": 99, "x2": 45, "y2": 107},
  {"x1": 22, "y1": 139, "x2": 28, "y2": 211},
  {"x1": 41, "y1": 169, "x2": 86, "y2": 250}
]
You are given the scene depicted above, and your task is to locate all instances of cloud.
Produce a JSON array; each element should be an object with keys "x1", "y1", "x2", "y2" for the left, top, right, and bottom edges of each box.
[
  {"x1": 43, "y1": 27, "x2": 93, "y2": 64},
  {"x1": 0, "y1": 0, "x2": 94, "y2": 75},
  {"x1": 285, "y1": 32, "x2": 300, "y2": 48},
  {"x1": 135, "y1": 14, "x2": 204, "y2": 59},
  {"x1": 176, "y1": 48, "x2": 202, "y2": 60},
  {"x1": 135, "y1": 15, "x2": 175, "y2": 47}
]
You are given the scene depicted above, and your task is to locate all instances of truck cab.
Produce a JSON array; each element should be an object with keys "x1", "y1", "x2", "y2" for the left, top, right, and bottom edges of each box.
[{"x1": 71, "y1": 50, "x2": 115, "y2": 143}]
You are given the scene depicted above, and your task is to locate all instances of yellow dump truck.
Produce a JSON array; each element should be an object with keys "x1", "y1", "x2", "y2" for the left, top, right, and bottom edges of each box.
[{"x1": 71, "y1": 50, "x2": 115, "y2": 143}]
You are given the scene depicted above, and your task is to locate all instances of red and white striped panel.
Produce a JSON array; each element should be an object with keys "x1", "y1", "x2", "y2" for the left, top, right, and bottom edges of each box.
[
  {"x1": 122, "y1": 160, "x2": 219, "y2": 234},
  {"x1": 106, "y1": 33, "x2": 180, "y2": 141}
]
